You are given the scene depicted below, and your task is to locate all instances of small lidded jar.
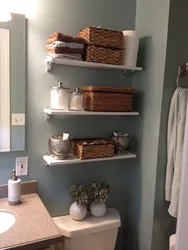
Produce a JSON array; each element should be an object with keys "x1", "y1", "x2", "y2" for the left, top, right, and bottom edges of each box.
[
  {"x1": 50, "y1": 82, "x2": 70, "y2": 110},
  {"x1": 69, "y1": 88, "x2": 83, "y2": 111}
]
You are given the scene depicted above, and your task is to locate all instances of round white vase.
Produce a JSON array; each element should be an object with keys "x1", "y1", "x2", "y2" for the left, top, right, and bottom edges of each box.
[
  {"x1": 90, "y1": 201, "x2": 107, "y2": 217},
  {"x1": 69, "y1": 202, "x2": 87, "y2": 221}
]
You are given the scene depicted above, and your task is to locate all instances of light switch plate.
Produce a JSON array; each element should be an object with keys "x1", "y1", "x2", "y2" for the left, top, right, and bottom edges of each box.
[{"x1": 12, "y1": 114, "x2": 25, "y2": 126}]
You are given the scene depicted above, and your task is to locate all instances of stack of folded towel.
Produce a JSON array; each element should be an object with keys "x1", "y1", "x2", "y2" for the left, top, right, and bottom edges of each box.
[{"x1": 46, "y1": 32, "x2": 85, "y2": 60}]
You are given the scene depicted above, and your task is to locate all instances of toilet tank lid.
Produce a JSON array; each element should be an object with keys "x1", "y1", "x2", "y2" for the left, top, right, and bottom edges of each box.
[{"x1": 52, "y1": 207, "x2": 121, "y2": 237}]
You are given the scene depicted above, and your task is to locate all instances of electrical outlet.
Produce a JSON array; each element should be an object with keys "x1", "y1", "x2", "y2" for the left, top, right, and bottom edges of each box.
[
  {"x1": 12, "y1": 114, "x2": 25, "y2": 126},
  {"x1": 16, "y1": 157, "x2": 28, "y2": 176}
]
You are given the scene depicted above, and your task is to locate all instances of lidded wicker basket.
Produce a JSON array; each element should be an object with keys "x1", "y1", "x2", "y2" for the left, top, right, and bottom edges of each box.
[
  {"x1": 81, "y1": 86, "x2": 135, "y2": 112},
  {"x1": 78, "y1": 26, "x2": 123, "y2": 65},
  {"x1": 78, "y1": 26, "x2": 123, "y2": 49}
]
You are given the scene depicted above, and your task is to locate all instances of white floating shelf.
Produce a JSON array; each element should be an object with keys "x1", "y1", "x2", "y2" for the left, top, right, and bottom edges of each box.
[
  {"x1": 44, "y1": 108, "x2": 139, "y2": 118},
  {"x1": 43, "y1": 152, "x2": 136, "y2": 166},
  {"x1": 45, "y1": 57, "x2": 142, "y2": 72}
]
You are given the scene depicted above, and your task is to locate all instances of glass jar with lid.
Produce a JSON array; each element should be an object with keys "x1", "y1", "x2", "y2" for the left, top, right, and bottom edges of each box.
[
  {"x1": 69, "y1": 88, "x2": 83, "y2": 111},
  {"x1": 50, "y1": 82, "x2": 70, "y2": 110}
]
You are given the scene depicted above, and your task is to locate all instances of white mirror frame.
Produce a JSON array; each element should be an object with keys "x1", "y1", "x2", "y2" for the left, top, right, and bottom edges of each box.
[{"x1": 0, "y1": 28, "x2": 10, "y2": 151}]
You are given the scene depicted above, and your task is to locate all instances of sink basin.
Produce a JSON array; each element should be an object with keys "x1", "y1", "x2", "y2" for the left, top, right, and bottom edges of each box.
[{"x1": 0, "y1": 211, "x2": 15, "y2": 234}]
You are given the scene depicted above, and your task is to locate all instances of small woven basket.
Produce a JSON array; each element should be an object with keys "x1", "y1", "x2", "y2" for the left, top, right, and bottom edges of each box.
[
  {"x1": 72, "y1": 139, "x2": 114, "y2": 160},
  {"x1": 78, "y1": 27, "x2": 123, "y2": 49},
  {"x1": 84, "y1": 45, "x2": 123, "y2": 65},
  {"x1": 81, "y1": 86, "x2": 135, "y2": 112}
]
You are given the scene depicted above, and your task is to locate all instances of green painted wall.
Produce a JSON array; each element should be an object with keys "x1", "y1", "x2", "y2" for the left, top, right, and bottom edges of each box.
[
  {"x1": 132, "y1": 0, "x2": 171, "y2": 249},
  {"x1": 151, "y1": 1, "x2": 188, "y2": 249},
  {"x1": 0, "y1": 1, "x2": 179, "y2": 249},
  {"x1": 0, "y1": 1, "x2": 141, "y2": 250}
]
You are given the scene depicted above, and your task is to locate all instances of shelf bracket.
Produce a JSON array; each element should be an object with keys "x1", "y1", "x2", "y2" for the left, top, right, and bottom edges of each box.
[
  {"x1": 121, "y1": 70, "x2": 128, "y2": 79},
  {"x1": 120, "y1": 70, "x2": 136, "y2": 79},
  {"x1": 46, "y1": 61, "x2": 53, "y2": 72},
  {"x1": 46, "y1": 113, "x2": 51, "y2": 119},
  {"x1": 45, "y1": 56, "x2": 53, "y2": 72}
]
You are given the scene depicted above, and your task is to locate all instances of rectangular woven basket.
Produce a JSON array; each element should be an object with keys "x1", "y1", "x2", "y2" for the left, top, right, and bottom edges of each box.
[
  {"x1": 84, "y1": 45, "x2": 123, "y2": 65},
  {"x1": 81, "y1": 86, "x2": 135, "y2": 112},
  {"x1": 78, "y1": 26, "x2": 123, "y2": 49},
  {"x1": 72, "y1": 139, "x2": 114, "y2": 160}
]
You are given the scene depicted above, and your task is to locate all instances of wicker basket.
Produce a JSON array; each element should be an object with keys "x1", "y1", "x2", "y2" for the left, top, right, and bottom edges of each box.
[
  {"x1": 72, "y1": 139, "x2": 114, "y2": 160},
  {"x1": 81, "y1": 86, "x2": 135, "y2": 112},
  {"x1": 84, "y1": 45, "x2": 123, "y2": 65},
  {"x1": 78, "y1": 27, "x2": 123, "y2": 49}
]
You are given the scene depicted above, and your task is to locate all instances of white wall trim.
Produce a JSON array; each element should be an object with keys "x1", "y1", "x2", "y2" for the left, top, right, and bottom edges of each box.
[{"x1": 0, "y1": 28, "x2": 10, "y2": 151}]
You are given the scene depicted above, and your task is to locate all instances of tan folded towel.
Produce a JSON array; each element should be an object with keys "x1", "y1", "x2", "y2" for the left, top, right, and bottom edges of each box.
[
  {"x1": 46, "y1": 32, "x2": 86, "y2": 45},
  {"x1": 46, "y1": 46, "x2": 83, "y2": 55}
]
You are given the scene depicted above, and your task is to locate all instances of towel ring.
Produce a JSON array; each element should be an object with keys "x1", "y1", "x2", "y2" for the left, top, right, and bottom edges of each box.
[{"x1": 177, "y1": 62, "x2": 188, "y2": 87}]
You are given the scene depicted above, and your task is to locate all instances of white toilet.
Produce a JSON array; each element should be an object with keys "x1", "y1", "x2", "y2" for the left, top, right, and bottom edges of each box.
[{"x1": 53, "y1": 207, "x2": 121, "y2": 250}]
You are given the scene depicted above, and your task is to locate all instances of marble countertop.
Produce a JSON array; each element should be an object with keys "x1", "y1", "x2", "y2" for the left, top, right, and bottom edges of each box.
[{"x1": 0, "y1": 193, "x2": 63, "y2": 250}]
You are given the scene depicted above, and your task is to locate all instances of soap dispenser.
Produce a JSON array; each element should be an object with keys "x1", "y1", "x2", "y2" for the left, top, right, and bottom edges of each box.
[{"x1": 8, "y1": 169, "x2": 21, "y2": 206}]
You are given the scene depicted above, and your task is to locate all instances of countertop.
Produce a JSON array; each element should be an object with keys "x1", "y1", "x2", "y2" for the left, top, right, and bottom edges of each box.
[{"x1": 0, "y1": 193, "x2": 63, "y2": 250}]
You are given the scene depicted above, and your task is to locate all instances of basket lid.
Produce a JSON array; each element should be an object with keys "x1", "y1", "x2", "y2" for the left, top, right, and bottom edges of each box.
[
  {"x1": 52, "y1": 208, "x2": 121, "y2": 238},
  {"x1": 79, "y1": 26, "x2": 123, "y2": 34},
  {"x1": 81, "y1": 86, "x2": 135, "y2": 94}
]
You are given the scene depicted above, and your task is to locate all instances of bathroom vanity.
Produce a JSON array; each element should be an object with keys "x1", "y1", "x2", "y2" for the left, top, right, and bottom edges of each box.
[{"x1": 0, "y1": 181, "x2": 63, "y2": 250}]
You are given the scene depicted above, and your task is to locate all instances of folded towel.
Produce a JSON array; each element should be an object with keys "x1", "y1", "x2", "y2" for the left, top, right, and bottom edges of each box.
[
  {"x1": 46, "y1": 41, "x2": 84, "y2": 49},
  {"x1": 46, "y1": 53, "x2": 82, "y2": 60},
  {"x1": 46, "y1": 46, "x2": 83, "y2": 55},
  {"x1": 46, "y1": 32, "x2": 86, "y2": 45}
]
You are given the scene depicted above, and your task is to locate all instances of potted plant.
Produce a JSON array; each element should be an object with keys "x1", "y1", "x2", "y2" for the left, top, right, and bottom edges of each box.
[
  {"x1": 90, "y1": 181, "x2": 110, "y2": 217},
  {"x1": 69, "y1": 183, "x2": 93, "y2": 221}
]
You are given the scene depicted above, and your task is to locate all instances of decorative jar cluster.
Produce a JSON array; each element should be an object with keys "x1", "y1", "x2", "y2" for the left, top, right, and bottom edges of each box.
[{"x1": 50, "y1": 82, "x2": 83, "y2": 111}]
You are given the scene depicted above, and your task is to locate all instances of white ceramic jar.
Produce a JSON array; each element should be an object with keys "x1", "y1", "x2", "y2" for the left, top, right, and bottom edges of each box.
[{"x1": 50, "y1": 82, "x2": 70, "y2": 110}]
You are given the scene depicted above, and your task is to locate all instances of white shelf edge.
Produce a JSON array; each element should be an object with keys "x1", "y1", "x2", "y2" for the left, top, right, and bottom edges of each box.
[
  {"x1": 45, "y1": 57, "x2": 142, "y2": 72},
  {"x1": 44, "y1": 109, "x2": 139, "y2": 116},
  {"x1": 43, "y1": 153, "x2": 136, "y2": 166}
]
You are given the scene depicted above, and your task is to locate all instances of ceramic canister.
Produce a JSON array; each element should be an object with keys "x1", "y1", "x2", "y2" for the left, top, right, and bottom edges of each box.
[{"x1": 50, "y1": 82, "x2": 70, "y2": 110}]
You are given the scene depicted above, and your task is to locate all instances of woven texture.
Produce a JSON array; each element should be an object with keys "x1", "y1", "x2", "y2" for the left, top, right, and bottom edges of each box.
[
  {"x1": 72, "y1": 139, "x2": 114, "y2": 160},
  {"x1": 82, "y1": 86, "x2": 135, "y2": 112},
  {"x1": 82, "y1": 86, "x2": 135, "y2": 93},
  {"x1": 78, "y1": 27, "x2": 123, "y2": 49},
  {"x1": 85, "y1": 45, "x2": 123, "y2": 65}
]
